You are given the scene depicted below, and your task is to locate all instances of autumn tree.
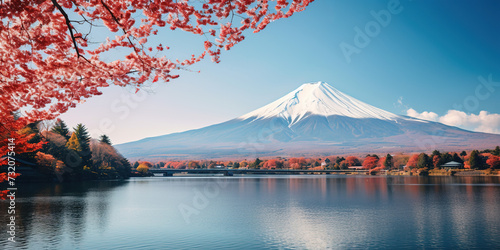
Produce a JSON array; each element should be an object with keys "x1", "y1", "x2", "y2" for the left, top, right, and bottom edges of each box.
[
  {"x1": 289, "y1": 157, "x2": 307, "y2": 169},
  {"x1": 432, "y1": 155, "x2": 441, "y2": 169},
  {"x1": 188, "y1": 161, "x2": 200, "y2": 169},
  {"x1": 66, "y1": 133, "x2": 82, "y2": 152},
  {"x1": 35, "y1": 152, "x2": 57, "y2": 176},
  {"x1": 362, "y1": 156, "x2": 379, "y2": 169},
  {"x1": 136, "y1": 163, "x2": 150, "y2": 175},
  {"x1": 90, "y1": 140, "x2": 131, "y2": 178},
  {"x1": 406, "y1": 154, "x2": 419, "y2": 169},
  {"x1": 263, "y1": 159, "x2": 283, "y2": 169},
  {"x1": 345, "y1": 156, "x2": 361, "y2": 166},
  {"x1": 0, "y1": 0, "x2": 314, "y2": 160},
  {"x1": 486, "y1": 155, "x2": 500, "y2": 169}
]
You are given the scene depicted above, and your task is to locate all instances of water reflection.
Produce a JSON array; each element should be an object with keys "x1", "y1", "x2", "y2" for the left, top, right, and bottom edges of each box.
[
  {"x1": 0, "y1": 181, "x2": 125, "y2": 249},
  {"x1": 0, "y1": 176, "x2": 499, "y2": 249}
]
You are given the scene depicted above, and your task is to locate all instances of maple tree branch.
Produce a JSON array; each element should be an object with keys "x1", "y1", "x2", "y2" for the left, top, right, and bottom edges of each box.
[
  {"x1": 100, "y1": 0, "x2": 156, "y2": 72},
  {"x1": 50, "y1": 0, "x2": 91, "y2": 64}
]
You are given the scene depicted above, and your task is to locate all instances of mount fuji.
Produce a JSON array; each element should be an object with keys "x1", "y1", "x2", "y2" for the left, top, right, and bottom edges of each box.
[{"x1": 116, "y1": 82, "x2": 500, "y2": 159}]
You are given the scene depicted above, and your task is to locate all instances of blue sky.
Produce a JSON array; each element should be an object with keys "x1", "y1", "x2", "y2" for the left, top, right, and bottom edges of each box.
[{"x1": 59, "y1": 0, "x2": 500, "y2": 144}]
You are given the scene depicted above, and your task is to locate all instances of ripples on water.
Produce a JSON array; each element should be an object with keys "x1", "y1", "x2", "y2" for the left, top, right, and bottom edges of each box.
[{"x1": 0, "y1": 175, "x2": 499, "y2": 249}]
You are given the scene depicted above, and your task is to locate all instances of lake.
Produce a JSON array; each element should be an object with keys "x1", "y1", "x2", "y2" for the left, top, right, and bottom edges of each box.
[{"x1": 1, "y1": 175, "x2": 499, "y2": 249}]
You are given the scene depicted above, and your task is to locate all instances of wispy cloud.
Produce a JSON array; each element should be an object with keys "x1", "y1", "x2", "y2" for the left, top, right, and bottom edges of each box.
[{"x1": 407, "y1": 109, "x2": 500, "y2": 134}]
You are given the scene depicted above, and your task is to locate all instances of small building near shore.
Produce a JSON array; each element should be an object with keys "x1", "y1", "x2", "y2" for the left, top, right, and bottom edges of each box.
[
  {"x1": 348, "y1": 166, "x2": 365, "y2": 170},
  {"x1": 441, "y1": 161, "x2": 463, "y2": 169}
]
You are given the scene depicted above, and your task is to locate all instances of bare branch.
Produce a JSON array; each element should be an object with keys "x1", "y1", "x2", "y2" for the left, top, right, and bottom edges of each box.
[{"x1": 50, "y1": 0, "x2": 91, "y2": 64}]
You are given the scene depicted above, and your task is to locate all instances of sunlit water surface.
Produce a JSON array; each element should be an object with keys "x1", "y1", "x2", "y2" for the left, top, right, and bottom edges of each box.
[{"x1": 1, "y1": 175, "x2": 499, "y2": 249}]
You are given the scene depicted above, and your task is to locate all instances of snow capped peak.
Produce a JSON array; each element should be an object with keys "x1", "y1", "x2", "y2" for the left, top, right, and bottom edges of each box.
[{"x1": 239, "y1": 81, "x2": 401, "y2": 125}]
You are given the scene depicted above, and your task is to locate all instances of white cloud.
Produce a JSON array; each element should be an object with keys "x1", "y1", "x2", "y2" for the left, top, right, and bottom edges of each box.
[
  {"x1": 406, "y1": 108, "x2": 439, "y2": 122},
  {"x1": 407, "y1": 109, "x2": 500, "y2": 134}
]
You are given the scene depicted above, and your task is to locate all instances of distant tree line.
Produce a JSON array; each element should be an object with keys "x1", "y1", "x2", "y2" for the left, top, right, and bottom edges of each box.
[
  {"x1": 15, "y1": 119, "x2": 131, "y2": 182},
  {"x1": 134, "y1": 146, "x2": 500, "y2": 174}
]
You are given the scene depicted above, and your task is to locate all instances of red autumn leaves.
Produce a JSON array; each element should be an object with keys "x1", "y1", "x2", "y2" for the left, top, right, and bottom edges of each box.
[{"x1": 0, "y1": 0, "x2": 314, "y2": 159}]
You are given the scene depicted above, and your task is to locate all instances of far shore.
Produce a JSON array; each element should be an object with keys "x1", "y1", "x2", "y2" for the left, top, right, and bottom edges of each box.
[{"x1": 143, "y1": 168, "x2": 500, "y2": 177}]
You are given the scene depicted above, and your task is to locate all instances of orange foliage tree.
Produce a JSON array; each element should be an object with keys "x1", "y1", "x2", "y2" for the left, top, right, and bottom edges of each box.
[
  {"x1": 362, "y1": 156, "x2": 379, "y2": 169},
  {"x1": 432, "y1": 155, "x2": 440, "y2": 169},
  {"x1": 263, "y1": 159, "x2": 283, "y2": 169},
  {"x1": 345, "y1": 156, "x2": 361, "y2": 167},
  {"x1": 486, "y1": 155, "x2": 500, "y2": 169},
  {"x1": 406, "y1": 154, "x2": 419, "y2": 168}
]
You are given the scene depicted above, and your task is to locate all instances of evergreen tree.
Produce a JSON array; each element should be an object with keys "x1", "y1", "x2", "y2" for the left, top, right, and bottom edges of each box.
[
  {"x1": 133, "y1": 161, "x2": 140, "y2": 169},
  {"x1": 469, "y1": 150, "x2": 484, "y2": 169},
  {"x1": 336, "y1": 157, "x2": 345, "y2": 164},
  {"x1": 66, "y1": 133, "x2": 81, "y2": 151},
  {"x1": 73, "y1": 124, "x2": 92, "y2": 170},
  {"x1": 493, "y1": 146, "x2": 500, "y2": 156},
  {"x1": 254, "y1": 158, "x2": 262, "y2": 167},
  {"x1": 460, "y1": 151, "x2": 467, "y2": 157},
  {"x1": 99, "y1": 134, "x2": 112, "y2": 145},
  {"x1": 441, "y1": 152, "x2": 453, "y2": 163},
  {"x1": 417, "y1": 153, "x2": 432, "y2": 169},
  {"x1": 452, "y1": 153, "x2": 463, "y2": 163},
  {"x1": 51, "y1": 119, "x2": 70, "y2": 140},
  {"x1": 431, "y1": 150, "x2": 441, "y2": 157},
  {"x1": 384, "y1": 154, "x2": 394, "y2": 169}
]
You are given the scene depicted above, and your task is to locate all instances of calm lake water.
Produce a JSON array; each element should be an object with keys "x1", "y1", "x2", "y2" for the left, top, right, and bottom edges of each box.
[{"x1": 1, "y1": 175, "x2": 499, "y2": 249}]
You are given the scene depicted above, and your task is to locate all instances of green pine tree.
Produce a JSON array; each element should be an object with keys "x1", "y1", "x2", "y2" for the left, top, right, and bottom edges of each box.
[
  {"x1": 51, "y1": 119, "x2": 70, "y2": 140},
  {"x1": 384, "y1": 154, "x2": 393, "y2": 169},
  {"x1": 99, "y1": 134, "x2": 112, "y2": 145},
  {"x1": 493, "y1": 146, "x2": 500, "y2": 156},
  {"x1": 73, "y1": 124, "x2": 92, "y2": 170},
  {"x1": 417, "y1": 153, "x2": 431, "y2": 169},
  {"x1": 431, "y1": 150, "x2": 441, "y2": 157},
  {"x1": 452, "y1": 153, "x2": 463, "y2": 163},
  {"x1": 468, "y1": 150, "x2": 483, "y2": 169}
]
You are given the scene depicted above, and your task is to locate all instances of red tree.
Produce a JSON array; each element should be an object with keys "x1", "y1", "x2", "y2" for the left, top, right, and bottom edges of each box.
[
  {"x1": 432, "y1": 155, "x2": 440, "y2": 169},
  {"x1": 486, "y1": 155, "x2": 500, "y2": 169},
  {"x1": 264, "y1": 159, "x2": 283, "y2": 169},
  {"x1": 362, "y1": 156, "x2": 379, "y2": 169},
  {"x1": 345, "y1": 156, "x2": 361, "y2": 166},
  {"x1": 406, "y1": 154, "x2": 419, "y2": 168},
  {"x1": 0, "y1": 0, "x2": 314, "y2": 158}
]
